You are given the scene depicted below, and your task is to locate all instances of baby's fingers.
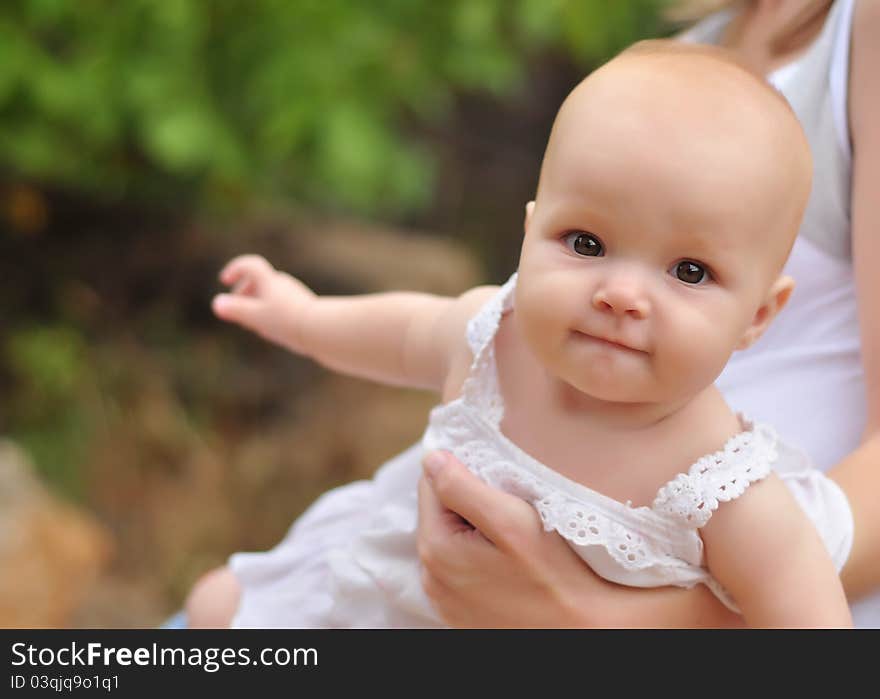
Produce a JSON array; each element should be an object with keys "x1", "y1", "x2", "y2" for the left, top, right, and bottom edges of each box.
[
  {"x1": 212, "y1": 293, "x2": 264, "y2": 327},
  {"x1": 219, "y1": 255, "x2": 274, "y2": 288}
]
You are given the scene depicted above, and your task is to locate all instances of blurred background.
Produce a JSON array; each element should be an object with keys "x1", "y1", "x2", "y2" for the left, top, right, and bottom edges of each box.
[{"x1": 0, "y1": 0, "x2": 672, "y2": 627}]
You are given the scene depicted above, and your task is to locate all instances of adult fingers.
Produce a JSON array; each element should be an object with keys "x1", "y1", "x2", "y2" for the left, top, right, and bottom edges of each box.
[
  {"x1": 422, "y1": 450, "x2": 542, "y2": 554},
  {"x1": 418, "y1": 472, "x2": 476, "y2": 539},
  {"x1": 418, "y1": 473, "x2": 480, "y2": 566}
]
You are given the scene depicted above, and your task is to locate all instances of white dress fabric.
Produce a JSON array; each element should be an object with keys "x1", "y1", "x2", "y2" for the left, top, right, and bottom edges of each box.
[
  {"x1": 685, "y1": 0, "x2": 880, "y2": 628},
  {"x1": 230, "y1": 275, "x2": 853, "y2": 627}
]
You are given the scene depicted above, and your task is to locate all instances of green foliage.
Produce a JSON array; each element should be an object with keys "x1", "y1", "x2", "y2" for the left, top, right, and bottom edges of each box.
[
  {"x1": 4, "y1": 324, "x2": 92, "y2": 497},
  {"x1": 0, "y1": 0, "x2": 664, "y2": 215},
  {"x1": 6, "y1": 325, "x2": 85, "y2": 407}
]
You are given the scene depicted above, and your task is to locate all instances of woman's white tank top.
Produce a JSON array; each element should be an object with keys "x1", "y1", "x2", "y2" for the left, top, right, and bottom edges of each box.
[{"x1": 684, "y1": 0, "x2": 879, "y2": 627}]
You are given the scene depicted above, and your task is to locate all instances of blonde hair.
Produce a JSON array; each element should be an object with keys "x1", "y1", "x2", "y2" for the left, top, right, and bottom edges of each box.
[{"x1": 665, "y1": 0, "x2": 834, "y2": 54}]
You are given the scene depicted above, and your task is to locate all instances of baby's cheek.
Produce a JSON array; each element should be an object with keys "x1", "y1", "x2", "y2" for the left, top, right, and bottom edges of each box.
[
  {"x1": 518, "y1": 280, "x2": 567, "y2": 331},
  {"x1": 659, "y1": 317, "x2": 735, "y2": 394}
]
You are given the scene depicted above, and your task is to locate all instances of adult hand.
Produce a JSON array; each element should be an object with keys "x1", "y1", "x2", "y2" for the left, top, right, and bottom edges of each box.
[
  {"x1": 417, "y1": 450, "x2": 605, "y2": 628},
  {"x1": 417, "y1": 450, "x2": 743, "y2": 628}
]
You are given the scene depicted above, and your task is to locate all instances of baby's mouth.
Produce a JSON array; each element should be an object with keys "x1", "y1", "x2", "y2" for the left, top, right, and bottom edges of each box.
[{"x1": 571, "y1": 330, "x2": 647, "y2": 354}]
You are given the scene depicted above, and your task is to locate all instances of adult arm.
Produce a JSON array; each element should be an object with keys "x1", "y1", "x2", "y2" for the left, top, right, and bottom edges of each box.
[{"x1": 830, "y1": 0, "x2": 880, "y2": 600}]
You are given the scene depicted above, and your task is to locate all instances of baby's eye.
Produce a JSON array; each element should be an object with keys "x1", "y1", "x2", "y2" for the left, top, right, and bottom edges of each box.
[
  {"x1": 670, "y1": 260, "x2": 710, "y2": 285},
  {"x1": 563, "y1": 231, "x2": 603, "y2": 257}
]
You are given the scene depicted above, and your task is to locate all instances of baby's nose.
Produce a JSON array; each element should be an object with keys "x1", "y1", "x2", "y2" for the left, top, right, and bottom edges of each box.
[{"x1": 592, "y1": 277, "x2": 651, "y2": 319}]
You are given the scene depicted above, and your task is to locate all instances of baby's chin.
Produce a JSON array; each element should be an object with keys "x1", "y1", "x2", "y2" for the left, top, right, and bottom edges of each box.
[{"x1": 557, "y1": 369, "x2": 658, "y2": 406}]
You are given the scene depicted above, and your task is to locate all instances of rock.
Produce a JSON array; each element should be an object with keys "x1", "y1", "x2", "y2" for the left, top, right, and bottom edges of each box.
[
  {"x1": 275, "y1": 218, "x2": 485, "y2": 294},
  {"x1": 0, "y1": 439, "x2": 112, "y2": 628}
]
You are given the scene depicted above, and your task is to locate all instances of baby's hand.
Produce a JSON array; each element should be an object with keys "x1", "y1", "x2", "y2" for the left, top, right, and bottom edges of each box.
[{"x1": 212, "y1": 254, "x2": 316, "y2": 354}]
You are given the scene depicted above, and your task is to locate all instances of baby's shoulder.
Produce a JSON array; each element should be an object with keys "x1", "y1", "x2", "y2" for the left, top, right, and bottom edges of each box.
[
  {"x1": 439, "y1": 284, "x2": 501, "y2": 401},
  {"x1": 662, "y1": 412, "x2": 799, "y2": 536},
  {"x1": 455, "y1": 284, "x2": 502, "y2": 320},
  {"x1": 698, "y1": 469, "x2": 808, "y2": 558}
]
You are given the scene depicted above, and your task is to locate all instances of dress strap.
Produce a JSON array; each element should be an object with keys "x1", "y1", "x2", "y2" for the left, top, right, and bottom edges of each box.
[
  {"x1": 460, "y1": 272, "x2": 518, "y2": 426},
  {"x1": 651, "y1": 416, "x2": 779, "y2": 528}
]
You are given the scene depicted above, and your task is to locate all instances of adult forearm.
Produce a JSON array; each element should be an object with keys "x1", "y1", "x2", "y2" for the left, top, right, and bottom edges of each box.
[{"x1": 828, "y1": 431, "x2": 880, "y2": 600}]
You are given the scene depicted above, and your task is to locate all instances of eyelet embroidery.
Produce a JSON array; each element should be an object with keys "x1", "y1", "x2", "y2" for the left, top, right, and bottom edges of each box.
[{"x1": 651, "y1": 424, "x2": 777, "y2": 527}]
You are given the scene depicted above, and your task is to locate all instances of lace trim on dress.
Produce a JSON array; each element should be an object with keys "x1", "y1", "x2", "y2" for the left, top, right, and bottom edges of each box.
[
  {"x1": 534, "y1": 492, "x2": 690, "y2": 571},
  {"x1": 445, "y1": 434, "x2": 678, "y2": 571},
  {"x1": 651, "y1": 419, "x2": 778, "y2": 528},
  {"x1": 461, "y1": 273, "x2": 517, "y2": 426}
]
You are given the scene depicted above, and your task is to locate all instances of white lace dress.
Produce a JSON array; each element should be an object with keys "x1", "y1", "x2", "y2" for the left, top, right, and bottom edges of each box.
[{"x1": 230, "y1": 275, "x2": 854, "y2": 628}]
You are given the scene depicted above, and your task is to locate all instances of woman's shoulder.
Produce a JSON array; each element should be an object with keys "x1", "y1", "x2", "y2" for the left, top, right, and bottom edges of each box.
[
  {"x1": 854, "y1": 0, "x2": 880, "y2": 32},
  {"x1": 850, "y1": 0, "x2": 880, "y2": 131},
  {"x1": 848, "y1": 0, "x2": 880, "y2": 434}
]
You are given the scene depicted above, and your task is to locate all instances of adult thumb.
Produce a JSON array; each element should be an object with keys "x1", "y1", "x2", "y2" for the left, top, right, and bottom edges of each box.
[{"x1": 422, "y1": 451, "x2": 541, "y2": 551}]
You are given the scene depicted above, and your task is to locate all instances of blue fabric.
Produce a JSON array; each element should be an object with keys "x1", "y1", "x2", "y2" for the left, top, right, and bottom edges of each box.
[{"x1": 159, "y1": 610, "x2": 188, "y2": 629}]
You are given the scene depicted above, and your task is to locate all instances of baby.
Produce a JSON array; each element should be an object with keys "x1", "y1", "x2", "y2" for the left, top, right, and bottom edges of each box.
[{"x1": 191, "y1": 40, "x2": 854, "y2": 627}]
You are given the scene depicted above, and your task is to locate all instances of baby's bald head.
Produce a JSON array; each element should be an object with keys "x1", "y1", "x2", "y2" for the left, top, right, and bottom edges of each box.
[{"x1": 535, "y1": 39, "x2": 812, "y2": 279}]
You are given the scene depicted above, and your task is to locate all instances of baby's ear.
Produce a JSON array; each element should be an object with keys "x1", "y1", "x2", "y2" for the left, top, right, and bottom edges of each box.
[
  {"x1": 524, "y1": 201, "x2": 535, "y2": 233},
  {"x1": 736, "y1": 275, "x2": 795, "y2": 350}
]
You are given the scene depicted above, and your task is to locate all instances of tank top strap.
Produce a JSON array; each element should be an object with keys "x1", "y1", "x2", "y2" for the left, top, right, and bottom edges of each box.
[
  {"x1": 460, "y1": 272, "x2": 518, "y2": 426},
  {"x1": 651, "y1": 416, "x2": 778, "y2": 529}
]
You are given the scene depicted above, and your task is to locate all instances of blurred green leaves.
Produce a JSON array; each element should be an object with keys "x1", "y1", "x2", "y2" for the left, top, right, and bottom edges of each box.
[
  {"x1": 0, "y1": 0, "x2": 664, "y2": 215},
  {"x1": 4, "y1": 324, "x2": 92, "y2": 496},
  {"x1": 6, "y1": 325, "x2": 85, "y2": 402}
]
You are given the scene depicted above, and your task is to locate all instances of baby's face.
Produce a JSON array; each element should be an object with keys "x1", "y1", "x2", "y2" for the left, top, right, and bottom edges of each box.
[{"x1": 514, "y1": 51, "x2": 810, "y2": 405}]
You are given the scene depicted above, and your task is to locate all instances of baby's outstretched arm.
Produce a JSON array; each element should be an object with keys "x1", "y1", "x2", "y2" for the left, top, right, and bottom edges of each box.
[
  {"x1": 213, "y1": 254, "x2": 497, "y2": 392},
  {"x1": 701, "y1": 474, "x2": 852, "y2": 628}
]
